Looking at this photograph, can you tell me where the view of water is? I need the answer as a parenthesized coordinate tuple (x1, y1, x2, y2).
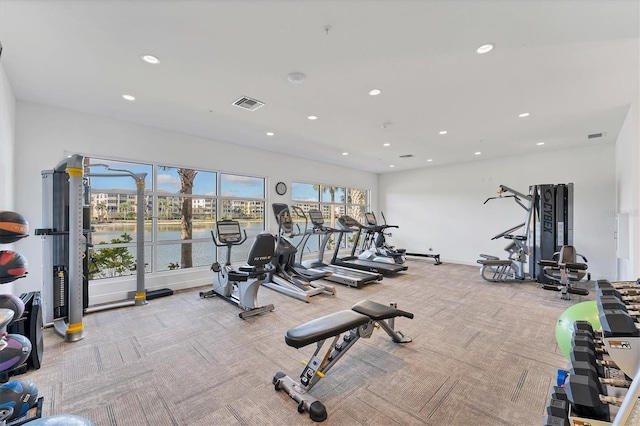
(90, 221, 326, 277)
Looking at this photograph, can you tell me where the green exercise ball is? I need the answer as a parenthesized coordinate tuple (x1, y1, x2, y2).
(555, 300, 601, 359)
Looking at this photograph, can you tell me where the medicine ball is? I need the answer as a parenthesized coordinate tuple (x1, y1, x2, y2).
(0, 294, 25, 323)
(0, 251, 28, 284)
(0, 334, 32, 372)
(0, 211, 29, 244)
(0, 379, 38, 421)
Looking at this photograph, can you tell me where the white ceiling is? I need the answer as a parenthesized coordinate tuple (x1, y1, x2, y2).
(0, 0, 638, 174)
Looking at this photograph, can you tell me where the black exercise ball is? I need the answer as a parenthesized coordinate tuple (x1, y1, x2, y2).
(0, 211, 29, 244)
(0, 334, 32, 372)
(0, 251, 28, 284)
(0, 379, 38, 421)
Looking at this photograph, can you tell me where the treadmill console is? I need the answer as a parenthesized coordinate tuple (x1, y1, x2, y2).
(217, 221, 242, 243)
(337, 215, 363, 230)
(308, 209, 325, 226)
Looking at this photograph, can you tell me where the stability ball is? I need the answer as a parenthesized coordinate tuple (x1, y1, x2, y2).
(555, 300, 601, 360)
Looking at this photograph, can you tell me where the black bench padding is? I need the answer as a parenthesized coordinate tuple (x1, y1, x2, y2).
(285, 310, 370, 349)
(351, 300, 414, 320)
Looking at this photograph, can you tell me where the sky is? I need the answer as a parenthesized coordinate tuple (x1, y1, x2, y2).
(87, 159, 264, 198)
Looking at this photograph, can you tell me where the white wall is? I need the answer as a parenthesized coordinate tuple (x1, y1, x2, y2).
(0, 62, 17, 294)
(13, 101, 378, 302)
(379, 143, 617, 280)
(0, 63, 16, 209)
(615, 103, 640, 279)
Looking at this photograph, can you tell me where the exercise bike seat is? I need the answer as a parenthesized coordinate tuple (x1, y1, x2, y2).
(285, 310, 370, 349)
(352, 300, 414, 320)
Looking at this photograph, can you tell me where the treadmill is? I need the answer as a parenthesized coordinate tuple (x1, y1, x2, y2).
(297, 208, 382, 288)
(331, 215, 408, 275)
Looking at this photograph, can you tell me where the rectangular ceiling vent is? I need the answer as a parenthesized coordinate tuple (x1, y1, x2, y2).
(232, 96, 265, 111)
(399, 154, 414, 158)
(588, 132, 604, 139)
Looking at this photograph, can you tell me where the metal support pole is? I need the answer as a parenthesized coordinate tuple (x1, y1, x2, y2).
(65, 154, 85, 342)
(134, 176, 147, 306)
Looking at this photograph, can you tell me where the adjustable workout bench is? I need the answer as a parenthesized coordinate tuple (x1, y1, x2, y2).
(272, 300, 414, 422)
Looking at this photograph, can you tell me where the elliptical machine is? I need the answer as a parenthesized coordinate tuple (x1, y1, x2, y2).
(199, 220, 275, 319)
(357, 212, 406, 265)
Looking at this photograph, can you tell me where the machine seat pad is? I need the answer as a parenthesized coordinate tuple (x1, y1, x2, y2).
(285, 310, 370, 349)
(479, 254, 500, 260)
(563, 262, 588, 271)
(352, 300, 414, 321)
(477, 259, 512, 266)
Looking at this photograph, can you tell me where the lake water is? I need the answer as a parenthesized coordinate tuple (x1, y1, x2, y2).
(91, 221, 324, 276)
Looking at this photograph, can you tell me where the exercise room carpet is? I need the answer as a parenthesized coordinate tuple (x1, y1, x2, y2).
(19, 260, 590, 425)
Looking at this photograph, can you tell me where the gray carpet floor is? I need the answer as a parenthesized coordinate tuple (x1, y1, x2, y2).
(19, 260, 589, 425)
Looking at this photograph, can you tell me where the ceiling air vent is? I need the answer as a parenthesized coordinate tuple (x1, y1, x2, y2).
(232, 96, 265, 111)
(588, 132, 604, 139)
(399, 154, 414, 158)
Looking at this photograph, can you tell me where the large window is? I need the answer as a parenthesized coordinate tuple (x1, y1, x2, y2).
(87, 157, 266, 279)
(290, 182, 370, 255)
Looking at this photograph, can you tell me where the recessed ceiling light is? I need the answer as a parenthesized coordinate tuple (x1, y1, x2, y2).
(266, 132, 274, 136)
(342, 152, 349, 156)
(427, 159, 433, 162)
(383, 143, 391, 147)
(389, 165, 395, 168)
(141, 54, 160, 64)
(439, 130, 447, 135)
(369, 89, 381, 96)
(518, 112, 530, 118)
(122, 94, 136, 101)
(476, 44, 494, 54)
(307, 115, 318, 120)
(474, 152, 482, 155)
(536, 141, 545, 146)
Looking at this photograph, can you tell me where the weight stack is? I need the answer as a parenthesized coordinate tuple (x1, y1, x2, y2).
(7, 291, 44, 370)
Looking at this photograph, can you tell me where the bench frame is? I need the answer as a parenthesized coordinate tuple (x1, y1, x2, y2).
(273, 301, 412, 422)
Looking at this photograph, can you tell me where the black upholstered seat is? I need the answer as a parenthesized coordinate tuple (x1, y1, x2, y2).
(351, 300, 414, 320)
(285, 310, 369, 349)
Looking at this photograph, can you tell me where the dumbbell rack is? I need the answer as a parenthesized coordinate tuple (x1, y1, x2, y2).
(543, 279, 640, 425)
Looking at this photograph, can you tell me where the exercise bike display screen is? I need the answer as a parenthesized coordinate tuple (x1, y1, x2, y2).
(217, 223, 241, 242)
(365, 212, 376, 226)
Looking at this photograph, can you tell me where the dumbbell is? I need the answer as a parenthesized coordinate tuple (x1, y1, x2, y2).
(598, 309, 640, 338)
(597, 279, 640, 289)
(542, 386, 570, 425)
(573, 321, 602, 339)
(545, 398, 569, 425)
(596, 281, 640, 300)
(570, 345, 618, 370)
(597, 295, 637, 313)
(542, 414, 568, 426)
(572, 334, 607, 354)
(568, 361, 631, 388)
(564, 373, 623, 422)
(573, 329, 604, 348)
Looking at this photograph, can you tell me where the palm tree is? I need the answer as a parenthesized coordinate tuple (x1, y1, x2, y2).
(178, 169, 197, 268)
(95, 202, 106, 222)
(119, 200, 133, 220)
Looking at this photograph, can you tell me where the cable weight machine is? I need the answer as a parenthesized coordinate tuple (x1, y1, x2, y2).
(36, 155, 148, 342)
